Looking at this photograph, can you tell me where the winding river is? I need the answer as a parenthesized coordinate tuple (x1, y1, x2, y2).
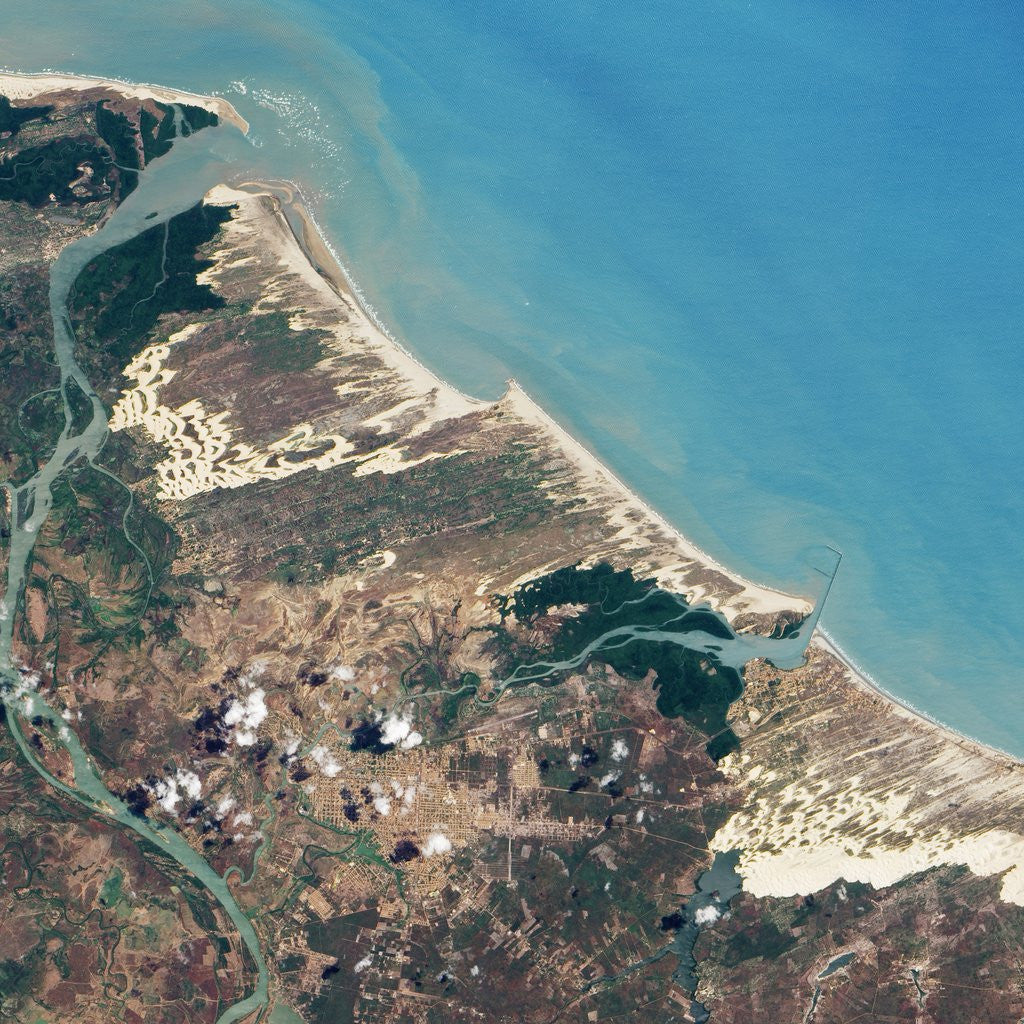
(0, 117, 270, 1024)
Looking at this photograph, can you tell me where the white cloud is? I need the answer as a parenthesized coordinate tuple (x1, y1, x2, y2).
(241, 660, 267, 686)
(695, 905, 721, 926)
(175, 770, 202, 800)
(611, 738, 629, 762)
(378, 711, 423, 750)
(421, 832, 452, 857)
(224, 688, 267, 745)
(216, 795, 236, 817)
(373, 796, 392, 816)
(636, 809, 645, 824)
(310, 744, 341, 777)
(153, 778, 181, 813)
(599, 771, 620, 788)
(11, 667, 40, 699)
(568, 752, 580, 769)
(470, 965, 480, 977)
(330, 664, 355, 682)
(151, 768, 203, 814)
(354, 955, 372, 974)
(379, 715, 406, 746)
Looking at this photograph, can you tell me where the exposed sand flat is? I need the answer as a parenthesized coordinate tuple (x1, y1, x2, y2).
(711, 643, 1024, 905)
(0, 71, 248, 134)
(108, 323, 465, 500)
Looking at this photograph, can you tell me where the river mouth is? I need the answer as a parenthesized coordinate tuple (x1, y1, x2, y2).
(0, 113, 270, 1024)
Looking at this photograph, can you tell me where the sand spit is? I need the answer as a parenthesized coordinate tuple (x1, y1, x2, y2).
(204, 183, 484, 441)
(108, 186, 472, 499)
(0, 71, 248, 134)
(235, 178, 489, 425)
(712, 644, 1024, 906)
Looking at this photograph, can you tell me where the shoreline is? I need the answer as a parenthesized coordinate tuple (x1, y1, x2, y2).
(811, 627, 1020, 766)
(0, 69, 249, 134)
(240, 177, 812, 621)
(267, 180, 1024, 769)
(10, 69, 1013, 772)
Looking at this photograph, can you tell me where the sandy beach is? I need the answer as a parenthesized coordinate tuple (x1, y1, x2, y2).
(0, 70, 248, 134)
(232, 177, 812, 624)
(811, 627, 1020, 766)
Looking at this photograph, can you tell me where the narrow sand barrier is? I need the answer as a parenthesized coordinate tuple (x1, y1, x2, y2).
(0, 70, 248, 134)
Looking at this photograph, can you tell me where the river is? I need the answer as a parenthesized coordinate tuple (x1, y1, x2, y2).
(0, 115, 270, 1024)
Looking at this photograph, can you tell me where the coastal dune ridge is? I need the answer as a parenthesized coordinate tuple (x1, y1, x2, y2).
(0, 69, 249, 134)
(248, 175, 814, 622)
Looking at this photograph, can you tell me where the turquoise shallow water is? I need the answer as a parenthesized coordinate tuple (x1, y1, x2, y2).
(2, 1, 1022, 753)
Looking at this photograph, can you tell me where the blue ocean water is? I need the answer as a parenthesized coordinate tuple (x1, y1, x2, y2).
(2, 1, 1022, 752)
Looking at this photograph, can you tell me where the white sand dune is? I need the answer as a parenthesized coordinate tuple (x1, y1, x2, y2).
(713, 643, 1024, 906)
